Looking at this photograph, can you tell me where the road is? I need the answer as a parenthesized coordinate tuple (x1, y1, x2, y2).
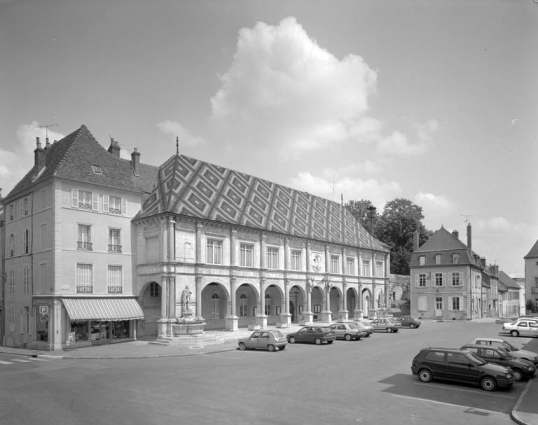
(0, 320, 531, 425)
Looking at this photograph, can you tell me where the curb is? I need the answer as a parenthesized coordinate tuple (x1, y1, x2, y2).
(510, 379, 533, 425)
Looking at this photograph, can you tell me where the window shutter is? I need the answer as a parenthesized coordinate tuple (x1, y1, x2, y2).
(121, 197, 127, 215)
(442, 272, 446, 286)
(103, 195, 109, 213)
(448, 297, 453, 311)
(71, 189, 78, 208)
(92, 193, 99, 211)
(20, 199, 23, 217)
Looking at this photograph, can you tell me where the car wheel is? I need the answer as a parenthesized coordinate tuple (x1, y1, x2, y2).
(480, 377, 497, 391)
(268, 344, 275, 352)
(288, 336, 296, 344)
(409, 324, 416, 329)
(327, 340, 333, 344)
(510, 330, 519, 337)
(512, 369, 523, 381)
(387, 328, 391, 333)
(393, 329, 398, 333)
(315, 338, 322, 345)
(238, 343, 247, 351)
(418, 369, 433, 382)
(345, 334, 352, 341)
(280, 345, 285, 351)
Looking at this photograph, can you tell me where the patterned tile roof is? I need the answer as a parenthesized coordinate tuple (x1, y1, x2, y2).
(3, 125, 158, 203)
(136, 154, 388, 252)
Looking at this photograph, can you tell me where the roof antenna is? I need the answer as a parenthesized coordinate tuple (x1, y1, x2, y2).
(460, 214, 474, 223)
(176, 136, 179, 155)
(32, 123, 59, 139)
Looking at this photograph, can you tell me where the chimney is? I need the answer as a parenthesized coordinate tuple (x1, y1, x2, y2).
(466, 223, 472, 250)
(452, 230, 459, 239)
(45, 138, 50, 150)
(131, 148, 140, 176)
(34, 137, 46, 171)
(413, 230, 420, 251)
(108, 138, 121, 158)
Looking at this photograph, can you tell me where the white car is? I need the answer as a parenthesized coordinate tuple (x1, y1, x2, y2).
(502, 319, 538, 338)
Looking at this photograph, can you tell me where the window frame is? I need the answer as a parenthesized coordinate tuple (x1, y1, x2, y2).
(330, 255, 339, 274)
(239, 243, 254, 267)
(291, 250, 302, 271)
(266, 246, 279, 270)
(76, 263, 93, 294)
(206, 239, 223, 265)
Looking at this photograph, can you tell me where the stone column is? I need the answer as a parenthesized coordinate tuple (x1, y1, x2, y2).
(301, 277, 314, 325)
(195, 275, 203, 319)
(157, 276, 169, 339)
(168, 275, 176, 320)
(230, 229, 237, 267)
(354, 283, 363, 319)
(339, 281, 348, 321)
(226, 277, 239, 331)
(257, 278, 268, 328)
(321, 279, 332, 322)
(195, 223, 203, 263)
(280, 279, 292, 327)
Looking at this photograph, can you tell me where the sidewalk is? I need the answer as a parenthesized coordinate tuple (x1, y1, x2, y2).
(1, 323, 537, 425)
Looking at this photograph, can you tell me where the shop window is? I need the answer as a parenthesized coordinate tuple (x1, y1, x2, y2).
(36, 311, 48, 341)
(71, 321, 90, 342)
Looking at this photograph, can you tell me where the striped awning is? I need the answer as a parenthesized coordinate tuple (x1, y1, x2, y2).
(62, 298, 144, 321)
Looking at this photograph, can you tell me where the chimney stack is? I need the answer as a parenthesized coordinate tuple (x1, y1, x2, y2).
(452, 230, 459, 239)
(466, 223, 472, 250)
(131, 148, 140, 176)
(413, 230, 420, 251)
(108, 138, 121, 158)
(45, 138, 50, 150)
(34, 137, 46, 171)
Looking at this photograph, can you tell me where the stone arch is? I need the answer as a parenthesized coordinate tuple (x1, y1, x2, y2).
(362, 287, 372, 319)
(236, 282, 259, 328)
(329, 286, 343, 316)
(201, 281, 229, 330)
(289, 285, 305, 323)
(346, 286, 358, 318)
(311, 285, 324, 320)
(138, 281, 161, 339)
(264, 284, 284, 325)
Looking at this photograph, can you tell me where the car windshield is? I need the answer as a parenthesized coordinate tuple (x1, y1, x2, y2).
(501, 341, 518, 351)
(320, 327, 332, 333)
(271, 331, 284, 338)
(467, 352, 487, 365)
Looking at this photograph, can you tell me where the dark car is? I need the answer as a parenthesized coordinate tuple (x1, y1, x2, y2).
(238, 330, 287, 352)
(396, 316, 422, 329)
(411, 347, 515, 391)
(460, 344, 536, 381)
(329, 322, 368, 341)
(287, 326, 336, 345)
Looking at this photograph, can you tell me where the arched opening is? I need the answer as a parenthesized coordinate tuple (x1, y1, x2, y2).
(236, 283, 258, 328)
(138, 281, 161, 339)
(362, 288, 371, 319)
(311, 286, 323, 321)
(201, 282, 229, 330)
(346, 287, 356, 318)
(264, 284, 284, 326)
(289, 285, 304, 323)
(329, 287, 341, 316)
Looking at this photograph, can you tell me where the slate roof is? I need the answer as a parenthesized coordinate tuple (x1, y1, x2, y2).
(524, 240, 538, 259)
(498, 270, 521, 290)
(410, 226, 483, 268)
(3, 125, 158, 203)
(135, 154, 388, 252)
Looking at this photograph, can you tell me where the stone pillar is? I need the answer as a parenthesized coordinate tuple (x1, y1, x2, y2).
(230, 229, 237, 267)
(195, 223, 203, 263)
(321, 279, 332, 322)
(339, 281, 348, 321)
(52, 299, 63, 351)
(301, 278, 314, 325)
(157, 276, 169, 338)
(280, 279, 292, 327)
(226, 277, 239, 331)
(168, 275, 176, 319)
(260, 234, 267, 269)
(257, 278, 268, 328)
(195, 275, 203, 319)
(354, 283, 363, 319)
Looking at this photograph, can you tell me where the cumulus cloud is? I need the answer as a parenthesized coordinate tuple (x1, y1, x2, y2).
(157, 120, 205, 147)
(209, 17, 378, 158)
(290, 171, 401, 208)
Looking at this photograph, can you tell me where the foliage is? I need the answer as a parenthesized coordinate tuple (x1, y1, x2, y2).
(345, 199, 378, 230)
(525, 299, 536, 313)
(345, 197, 433, 275)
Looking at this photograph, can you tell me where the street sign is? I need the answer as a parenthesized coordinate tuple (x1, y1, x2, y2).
(39, 306, 49, 315)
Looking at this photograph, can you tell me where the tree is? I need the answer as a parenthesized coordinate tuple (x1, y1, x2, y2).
(345, 199, 378, 230)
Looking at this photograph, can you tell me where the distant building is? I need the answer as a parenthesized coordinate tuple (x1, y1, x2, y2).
(498, 271, 522, 317)
(524, 240, 538, 313)
(511, 276, 526, 316)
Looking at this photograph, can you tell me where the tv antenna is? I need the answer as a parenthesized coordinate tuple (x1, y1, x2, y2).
(32, 123, 59, 139)
(460, 214, 474, 223)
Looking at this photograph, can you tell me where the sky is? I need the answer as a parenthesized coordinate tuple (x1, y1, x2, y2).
(1, 0, 537, 277)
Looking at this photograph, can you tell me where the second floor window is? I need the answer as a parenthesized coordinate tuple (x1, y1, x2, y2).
(435, 273, 443, 286)
(291, 250, 302, 271)
(330, 256, 339, 274)
(78, 225, 92, 250)
(109, 229, 122, 252)
(105, 195, 126, 215)
(77, 190, 94, 210)
(76, 264, 93, 293)
(267, 247, 279, 269)
(240, 244, 253, 267)
(23, 229, 30, 254)
(346, 258, 355, 275)
(451, 272, 461, 286)
(207, 240, 223, 264)
(362, 259, 371, 277)
(8, 233, 15, 257)
(419, 274, 427, 287)
(376, 261, 384, 277)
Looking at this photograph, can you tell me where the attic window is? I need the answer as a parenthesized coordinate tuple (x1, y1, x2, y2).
(92, 165, 102, 175)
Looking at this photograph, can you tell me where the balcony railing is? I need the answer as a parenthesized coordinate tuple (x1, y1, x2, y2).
(108, 244, 122, 253)
(76, 285, 93, 294)
(78, 202, 92, 210)
(108, 207, 122, 215)
(77, 241, 93, 250)
(107, 285, 123, 294)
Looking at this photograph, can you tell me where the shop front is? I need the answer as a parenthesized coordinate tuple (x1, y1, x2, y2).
(62, 298, 144, 347)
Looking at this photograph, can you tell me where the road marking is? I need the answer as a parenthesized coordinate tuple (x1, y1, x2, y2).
(0, 361, 14, 365)
(203, 354, 243, 360)
(390, 393, 509, 413)
(28, 357, 48, 362)
(413, 382, 516, 399)
(10, 359, 32, 363)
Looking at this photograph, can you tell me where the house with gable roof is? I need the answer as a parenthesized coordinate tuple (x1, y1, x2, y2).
(1, 125, 391, 349)
(410, 224, 487, 320)
(1, 126, 158, 350)
(498, 270, 522, 318)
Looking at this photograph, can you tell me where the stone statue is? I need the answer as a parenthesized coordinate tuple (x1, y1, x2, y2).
(378, 290, 386, 309)
(182, 286, 192, 312)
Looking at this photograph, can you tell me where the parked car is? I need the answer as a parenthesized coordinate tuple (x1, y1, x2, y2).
(502, 319, 538, 338)
(238, 330, 287, 352)
(356, 319, 374, 335)
(470, 337, 538, 365)
(411, 347, 516, 391)
(355, 321, 374, 336)
(371, 318, 401, 333)
(460, 344, 536, 381)
(329, 322, 368, 341)
(396, 316, 422, 329)
(287, 326, 336, 345)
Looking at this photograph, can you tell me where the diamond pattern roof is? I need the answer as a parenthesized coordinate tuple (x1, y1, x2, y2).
(136, 154, 388, 252)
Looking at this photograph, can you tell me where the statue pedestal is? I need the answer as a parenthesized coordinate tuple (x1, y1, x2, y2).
(300, 311, 314, 325)
(321, 311, 332, 323)
(337, 309, 348, 321)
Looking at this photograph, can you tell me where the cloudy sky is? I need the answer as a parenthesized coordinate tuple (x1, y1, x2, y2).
(1, 0, 537, 276)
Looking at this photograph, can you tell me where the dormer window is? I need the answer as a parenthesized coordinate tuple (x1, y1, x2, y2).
(452, 253, 460, 264)
(419, 256, 426, 266)
(92, 165, 102, 175)
(435, 254, 442, 265)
